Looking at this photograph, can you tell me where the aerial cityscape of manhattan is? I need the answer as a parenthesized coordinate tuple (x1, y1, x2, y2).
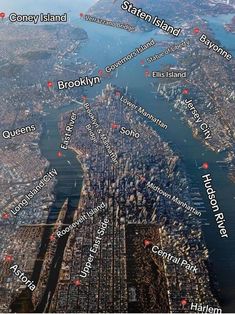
(0, 0, 235, 313)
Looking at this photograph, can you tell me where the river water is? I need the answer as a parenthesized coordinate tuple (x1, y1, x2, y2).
(11, 10, 235, 313)
(74, 15, 235, 312)
(11, 104, 84, 313)
(34, 104, 84, 311)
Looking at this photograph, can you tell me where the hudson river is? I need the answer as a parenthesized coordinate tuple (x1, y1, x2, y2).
(76, 14, 235, 312)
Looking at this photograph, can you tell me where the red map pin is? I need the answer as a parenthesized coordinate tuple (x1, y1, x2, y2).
(111, 123, 120, 129)
(5, 255, 13, 262)
(181, 298, 187, 306)
(202, 162, 209, 170)
(2, 213, 9, 219)
(144, 239, 152, 247)
(193, 27, 200, 34)
(98, 69, 103, 76)
(80, 13, 84, 18)
(74, 279, 81, 286)
(50, 234, 55, 241)
(145, 70, 150, 77)
(57, 151, 62, 158)
(182, 88, 189, 95)
(140, 59, 145, 65)
(115, 91, 121, 97)
(47, 81, 53, 88)
(0, 12, 5, 19)
(82, 95, 87, 101)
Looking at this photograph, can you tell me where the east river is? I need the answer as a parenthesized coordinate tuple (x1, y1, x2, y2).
(11, 104, 84, 313)
(11, 11, 235, 313)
